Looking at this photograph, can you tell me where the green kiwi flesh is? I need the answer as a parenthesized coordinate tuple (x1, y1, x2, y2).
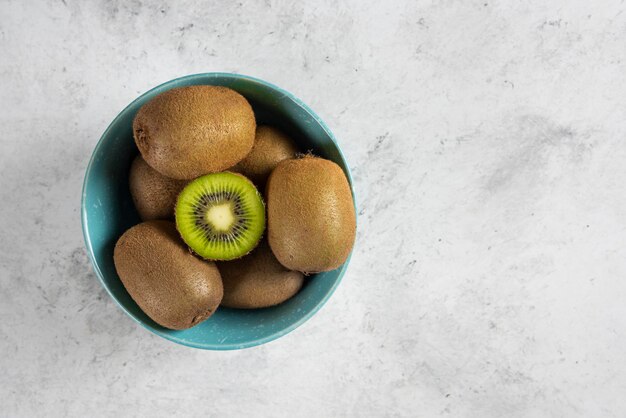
(176, 172, 265, 261)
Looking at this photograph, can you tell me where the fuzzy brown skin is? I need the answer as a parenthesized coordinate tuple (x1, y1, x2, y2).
(129, 156, 188, 221)
(266, 156, 356, 273)
(231, 125, 299, 187)
(133, 85, 256, 180)
(217, 240, 304, 309)
(113, 221, 223, 330)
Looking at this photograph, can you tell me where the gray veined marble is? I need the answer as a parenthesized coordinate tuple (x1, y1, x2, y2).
(1, 0, 626, 416)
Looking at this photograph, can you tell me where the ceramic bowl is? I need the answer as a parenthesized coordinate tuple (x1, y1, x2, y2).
(81, 73, 355, 350)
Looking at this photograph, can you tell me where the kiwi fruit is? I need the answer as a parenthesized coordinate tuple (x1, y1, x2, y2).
(231, 125, 299, 186)
(266, 156, 356, 273)
(113, 220, 223, 330)
(129, 155, 188, 220)
(217, 240, 304, 309)
(175, 172, 265, 261)
(133, 85, 256, 180)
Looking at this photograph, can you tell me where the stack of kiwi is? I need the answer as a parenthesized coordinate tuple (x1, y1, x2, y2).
(113, 85, 356, 330)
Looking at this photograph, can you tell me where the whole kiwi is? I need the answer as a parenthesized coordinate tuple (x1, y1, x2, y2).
(113, 220, 223, 330)
(129, 155, 187, 221)
(133, 85, 256, 180)
(266, 156, 356, 273)
(217, 240, 304, 309)
(231, 125, 299, 186)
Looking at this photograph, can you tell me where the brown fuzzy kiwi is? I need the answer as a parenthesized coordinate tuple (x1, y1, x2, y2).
(133, 85, 256, 180)
(266, 156, 356, 273)
(113, 220, 223, 330)
(217, 240, 304, 309)
(230, 125, 299, 186)
(129, 155, 188, 221)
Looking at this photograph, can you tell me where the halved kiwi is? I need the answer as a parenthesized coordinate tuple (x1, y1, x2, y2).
(175, 172, 265, 260)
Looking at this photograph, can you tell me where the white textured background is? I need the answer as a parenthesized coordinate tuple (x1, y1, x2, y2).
(1, 1, 626, 417)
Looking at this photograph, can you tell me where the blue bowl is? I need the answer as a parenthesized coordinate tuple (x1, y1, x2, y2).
(81, 73, 355, 350)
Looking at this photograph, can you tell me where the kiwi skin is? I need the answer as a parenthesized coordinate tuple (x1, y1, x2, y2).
(266, 156, 356, 273)
(133, 85, 256, 180)
(217, 240, 304, 309)
(231, 125, 299, 187)
(129, 155, 187, 221)
(113, 220, 223, 330)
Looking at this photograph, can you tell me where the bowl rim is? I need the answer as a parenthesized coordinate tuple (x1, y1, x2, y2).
(81, 72, 355, 350)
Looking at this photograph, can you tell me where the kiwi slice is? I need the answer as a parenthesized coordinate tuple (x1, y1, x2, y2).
(175, 172, 265, 260)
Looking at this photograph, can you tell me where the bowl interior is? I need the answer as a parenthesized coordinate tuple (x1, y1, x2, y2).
(82, 73, 354, 350)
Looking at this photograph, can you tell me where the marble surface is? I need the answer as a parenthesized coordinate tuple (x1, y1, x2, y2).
(1, 0, 626, 416)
